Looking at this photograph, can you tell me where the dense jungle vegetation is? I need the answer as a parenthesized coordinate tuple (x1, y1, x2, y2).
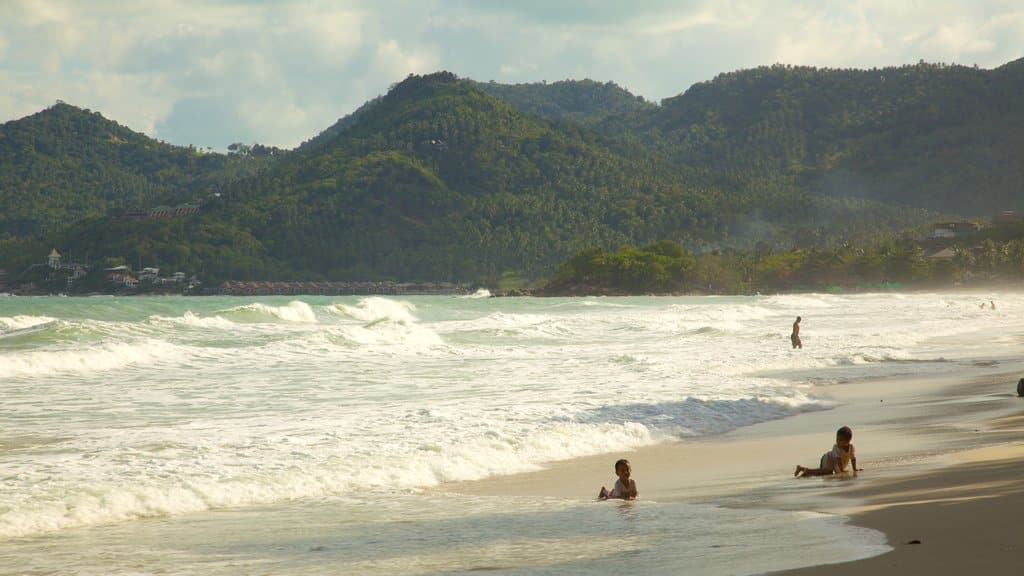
(545, 225, 1024, 295)
(2, 60, 1024, 291)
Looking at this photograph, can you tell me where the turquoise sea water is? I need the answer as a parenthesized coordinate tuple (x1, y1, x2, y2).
(1, 292, 1018, 574)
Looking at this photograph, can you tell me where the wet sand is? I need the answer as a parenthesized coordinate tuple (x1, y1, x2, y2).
(450, 366, 1024, 574)
(774, 416, 1024, 575)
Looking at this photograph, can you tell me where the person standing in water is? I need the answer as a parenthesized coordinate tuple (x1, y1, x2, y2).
(791, 316, 802, 349)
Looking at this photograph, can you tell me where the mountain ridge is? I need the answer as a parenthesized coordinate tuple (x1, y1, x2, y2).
(3, 60, 1023, 284)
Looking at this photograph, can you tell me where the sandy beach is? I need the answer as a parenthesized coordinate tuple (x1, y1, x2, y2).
(450, 365, 1024, 574)
(775, 409, 1024, 575)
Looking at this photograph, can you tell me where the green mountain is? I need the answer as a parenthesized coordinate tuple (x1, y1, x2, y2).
(473, 78, 657, 124)
(0, 103, 277, 238)
(7, 60, 1024, 286)
(634, 60, 1024, 215)
(209, 72, 692, 281)
(299, 78, 654, 154)
(190, 71, 934, 283)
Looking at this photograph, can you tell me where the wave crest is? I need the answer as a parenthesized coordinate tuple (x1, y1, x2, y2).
(217, 301, 318, 323)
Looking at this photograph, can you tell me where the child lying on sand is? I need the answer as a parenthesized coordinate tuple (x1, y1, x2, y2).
(598, 458, 638, 500)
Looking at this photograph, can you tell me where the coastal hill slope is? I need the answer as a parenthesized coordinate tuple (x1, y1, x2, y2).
(473, 78, 657, 124)
(210, 72, 713, 281)
(632, 60, 1024, 214)
(200, 71, 934, 282)
(0, 103, 277, 238)
(299, 77, 656, 153)
(4, 60, 1024, 284)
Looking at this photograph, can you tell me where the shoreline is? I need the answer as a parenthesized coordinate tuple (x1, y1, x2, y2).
(773, 389, 1024, 574)
(446, 364, 1024, 574)
(775, 438, 1024, 574)
(1, 280, 477, 297)
(2, 282, 1016, 298)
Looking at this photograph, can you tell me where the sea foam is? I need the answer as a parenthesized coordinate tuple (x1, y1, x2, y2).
(3, 292, 1023, 540)
(0, 338, 185, 379)
(0, 315, 57, 332)
(218, 301, 318, 323)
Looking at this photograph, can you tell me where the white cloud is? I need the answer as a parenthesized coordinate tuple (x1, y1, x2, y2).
(642, 9, 724, 36)
(0, 70, 43, 124)
(236, 94, 309, 146)
(372, 39, 440, 82)
(289, 5, 365, 65)
(2, 1, 1024, 148)
(923, 23, 996, 55)
(772, 5, 885, 67)
(83, 69, 175, 136)
(10, 0, 72, 27)
(197, 51, 228, 76)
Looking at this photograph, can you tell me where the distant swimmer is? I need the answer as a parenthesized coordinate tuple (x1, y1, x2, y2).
(991, 300, 996, 310)
(791, 316, 802, 349)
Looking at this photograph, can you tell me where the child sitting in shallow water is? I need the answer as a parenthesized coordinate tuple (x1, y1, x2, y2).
(795, 426, 862, 477)
(598, 458, 638, 500)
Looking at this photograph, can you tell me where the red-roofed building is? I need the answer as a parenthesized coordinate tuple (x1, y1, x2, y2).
(929, 221, 980, 239)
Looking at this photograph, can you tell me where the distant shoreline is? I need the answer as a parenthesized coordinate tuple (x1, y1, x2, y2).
(2, 280, 1016, 298)
(1, 280, 478, 297)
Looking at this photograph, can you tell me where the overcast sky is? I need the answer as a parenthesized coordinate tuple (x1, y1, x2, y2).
(2, 0, 1022, 149)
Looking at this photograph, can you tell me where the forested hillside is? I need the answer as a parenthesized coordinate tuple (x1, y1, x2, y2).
(0, 103, 278, 237)
(3, 60, 1024, 287)
(626, 60, 1024, 215)
(474, 78, 657, 124)
(193, 72, 931, 283)
(209, 72, 703, 281)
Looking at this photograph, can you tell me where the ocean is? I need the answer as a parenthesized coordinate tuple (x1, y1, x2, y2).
(0, 292, 1017, 574)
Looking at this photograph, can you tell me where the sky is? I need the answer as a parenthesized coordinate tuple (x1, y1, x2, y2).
(2, 0, 1023, 150)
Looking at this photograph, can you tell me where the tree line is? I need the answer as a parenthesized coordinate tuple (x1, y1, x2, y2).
(544, 223, 1024, 295)
(4, 62, 1024, 289)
